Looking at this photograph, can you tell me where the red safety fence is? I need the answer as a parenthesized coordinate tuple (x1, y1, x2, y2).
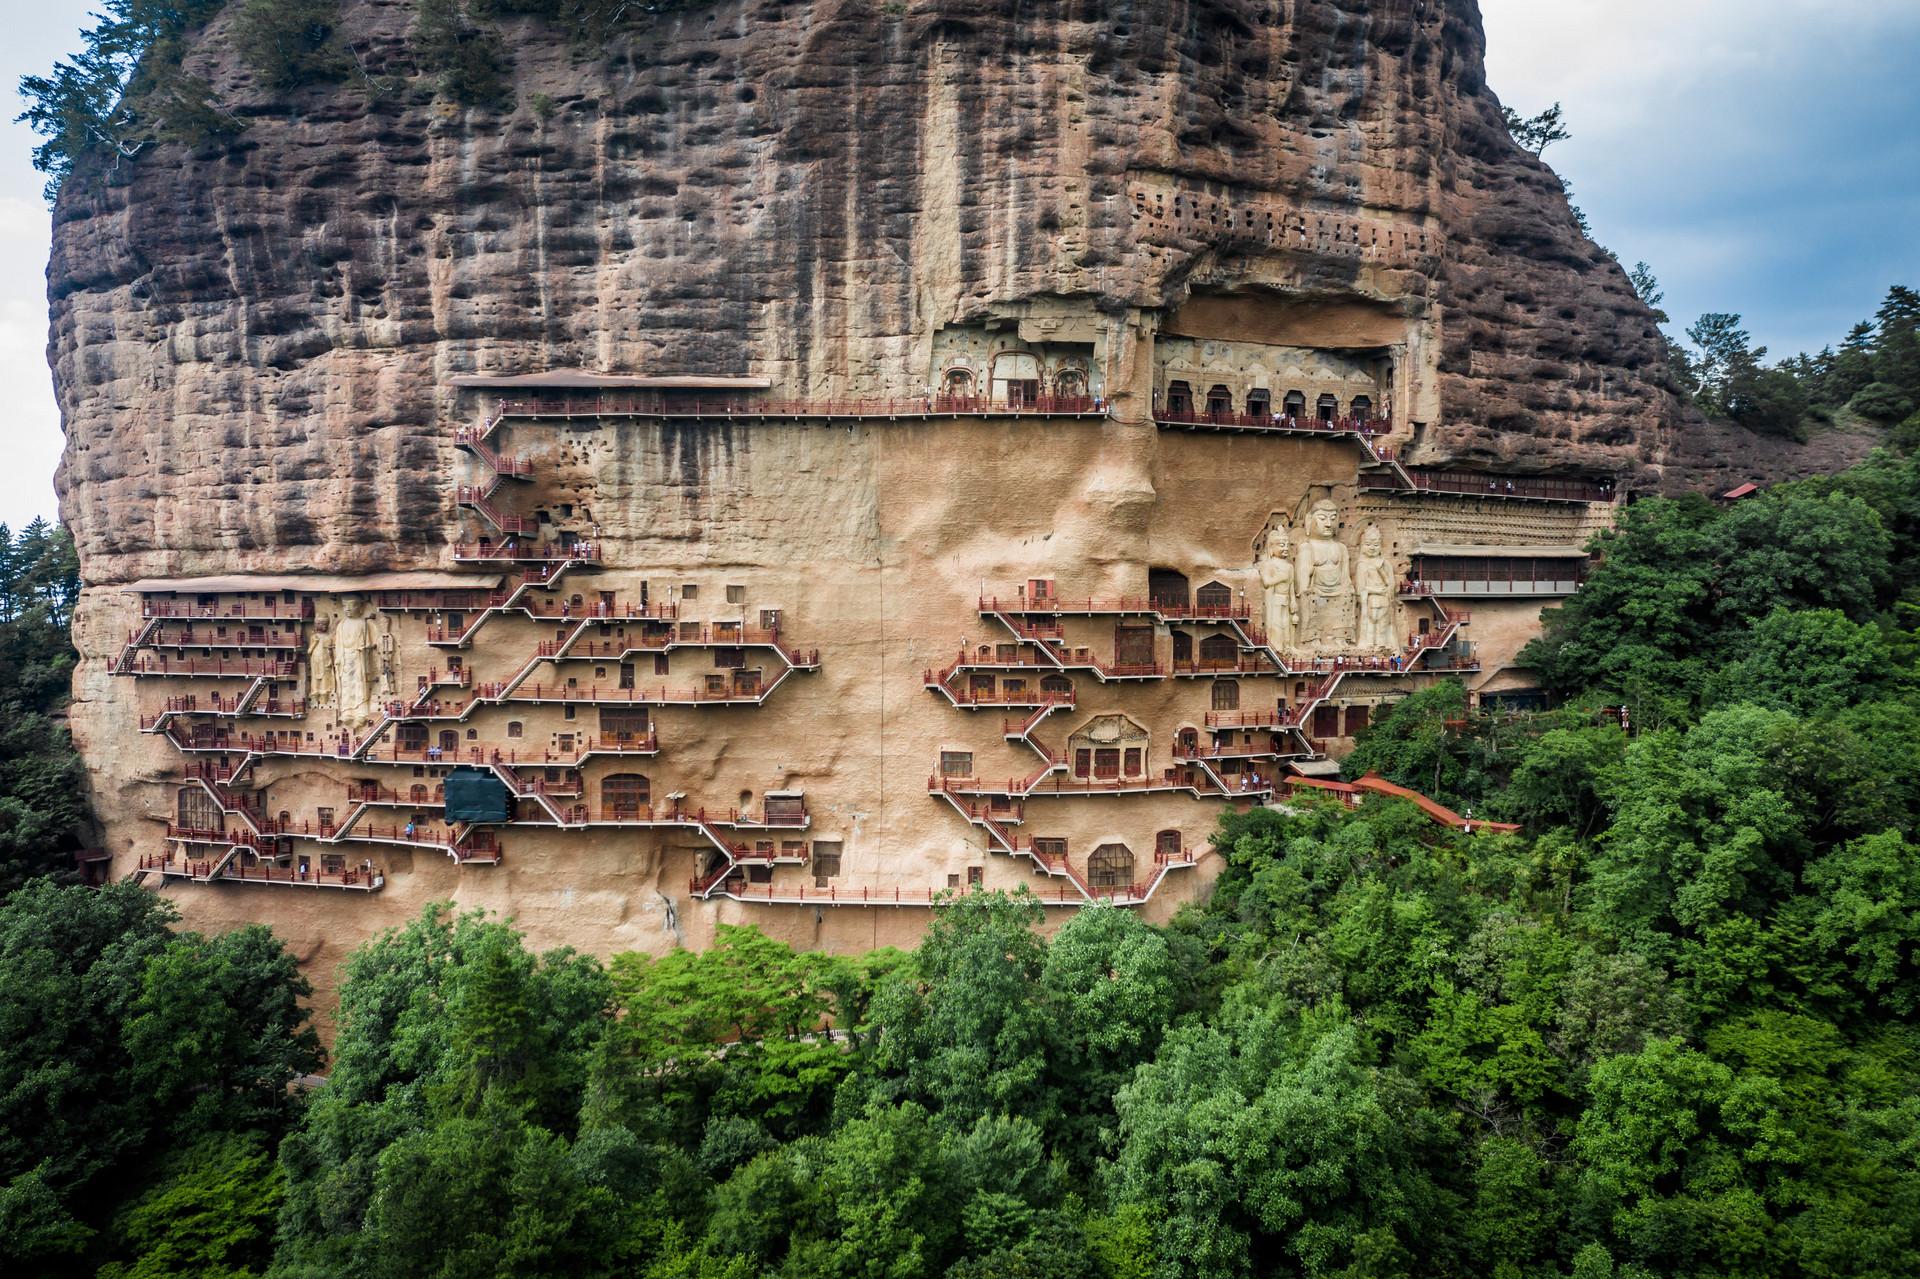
(493, 394, 1104, 420)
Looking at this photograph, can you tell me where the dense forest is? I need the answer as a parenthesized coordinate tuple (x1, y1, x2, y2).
(1650, 282, 1920, 441)
(3, 433, 1917, 1277)
(0, 520, 87, 895)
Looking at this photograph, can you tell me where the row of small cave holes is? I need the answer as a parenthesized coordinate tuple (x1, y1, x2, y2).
(1129, 194, 1433, 251)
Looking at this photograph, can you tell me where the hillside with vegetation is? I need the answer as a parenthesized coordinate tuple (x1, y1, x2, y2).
(2, 436, 1917, 1277)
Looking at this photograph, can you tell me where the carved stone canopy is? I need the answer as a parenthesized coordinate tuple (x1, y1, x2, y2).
(1070, 714, 1150, 746)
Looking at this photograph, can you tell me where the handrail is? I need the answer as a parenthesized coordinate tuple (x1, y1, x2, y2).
(1154, 410, 1388, 434)
(493, 394, 1104, 420)
(1375, 468, 1619, 504)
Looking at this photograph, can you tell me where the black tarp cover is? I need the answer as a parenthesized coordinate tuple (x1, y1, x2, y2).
(444, 767, 512, 824)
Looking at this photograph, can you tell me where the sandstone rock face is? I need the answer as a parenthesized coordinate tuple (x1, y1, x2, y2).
(52, 0, 1681, 584)
(52, 0, 1689, 1010)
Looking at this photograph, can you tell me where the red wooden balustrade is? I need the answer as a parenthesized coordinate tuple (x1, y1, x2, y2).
(494, 394, 1102, 420)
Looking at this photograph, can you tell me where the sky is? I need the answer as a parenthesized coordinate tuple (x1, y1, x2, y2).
(1, 1, 1918, 528)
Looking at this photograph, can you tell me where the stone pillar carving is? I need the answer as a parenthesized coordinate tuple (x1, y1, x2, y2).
(1295, 499, 1356, 649)
(1353, 523, 1397, 651)
(1255, 522, 1299, 654)
(332, 595, 381, 728)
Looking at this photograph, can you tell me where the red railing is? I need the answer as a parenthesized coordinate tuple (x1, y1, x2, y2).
(373, 589, 499, 611)
(185, 759, 247, 784)
(1383, 469, 1618, 504)
(346, 781, 445, 805)
(1170, 656, 1280, 676)
(979, 593, 1251, 622)
(142, 851, 382, 888)
(122, 657, 300, 678)
(453, 427, 534, 476)
(1154, 409, 1388, 435)
(455, 485, 534, 534)
(1001, 697, 1075, 735)
(165, 822, 230, 842)
(133, 627, 303, 650)
(452, 541, 603, 563)
(140, 598, 315, 621)
(222, 860, 381, 887)
(503, 681, 767, 704)
(1205, 708, 1289, 729)
(494, 394, 1103, 420)
(567, 625, 784, 655)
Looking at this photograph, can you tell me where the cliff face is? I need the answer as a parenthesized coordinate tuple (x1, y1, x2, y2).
(51, 0, 1676, 584)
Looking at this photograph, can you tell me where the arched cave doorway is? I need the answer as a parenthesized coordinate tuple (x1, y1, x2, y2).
(1148, 568, 1189, 610)
(603, 773, 651, 820)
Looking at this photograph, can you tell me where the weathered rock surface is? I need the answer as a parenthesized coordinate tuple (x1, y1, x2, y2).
(52, 0, 1819, 1010)
(52, 0, 1688, 584)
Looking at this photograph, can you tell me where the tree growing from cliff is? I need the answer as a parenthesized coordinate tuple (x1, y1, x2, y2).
(1501, 101, 1571, 155)
(412, 0, 512, 105)
(15, 0, 234, 199)
(230, 0, 349, 89)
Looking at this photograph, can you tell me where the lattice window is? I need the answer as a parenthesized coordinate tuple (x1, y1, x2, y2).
(177, 787, 221, 834)
(602, 774, 650, 819)
(600, 707, 649, 741)
(940, 751, 974, 778)
(1088, 843, 1134, 889)
(1212, 679, 1240, 711)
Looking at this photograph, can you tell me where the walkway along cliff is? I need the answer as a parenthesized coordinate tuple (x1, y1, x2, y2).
(50, 0, 1671, 990)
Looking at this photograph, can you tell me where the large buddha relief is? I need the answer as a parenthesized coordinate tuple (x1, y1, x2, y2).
(1254, 517, 1299, 652)
(1295, 499, 1357, 649)
(332, 595, 383, 729)
(1252, 501, 1406, 656)
(1353, 523, 1399, 652)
